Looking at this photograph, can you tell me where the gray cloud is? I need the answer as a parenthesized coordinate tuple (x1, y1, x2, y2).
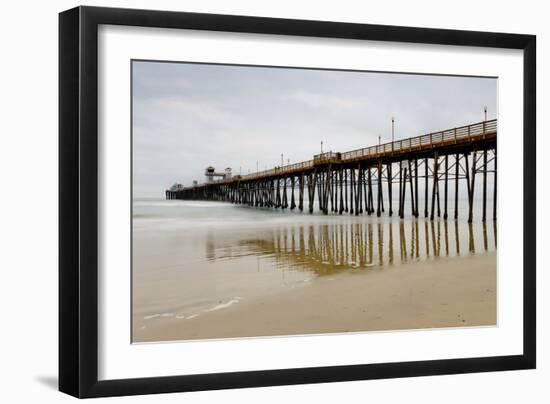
(132, 61, 496, 198)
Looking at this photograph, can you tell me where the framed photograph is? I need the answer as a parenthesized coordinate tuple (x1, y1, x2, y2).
(59, 6, 536, 398)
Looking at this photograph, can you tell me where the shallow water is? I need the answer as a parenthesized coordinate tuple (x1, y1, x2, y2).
(132, 199, 496, 333)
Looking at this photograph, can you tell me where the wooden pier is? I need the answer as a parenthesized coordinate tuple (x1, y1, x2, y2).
(167, 119, 497, 222)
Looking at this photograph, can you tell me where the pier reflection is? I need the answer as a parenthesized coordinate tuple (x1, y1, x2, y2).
(206, 219, 496, 276)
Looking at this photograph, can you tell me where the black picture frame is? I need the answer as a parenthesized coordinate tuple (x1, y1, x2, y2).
(59, 5, 536, 398)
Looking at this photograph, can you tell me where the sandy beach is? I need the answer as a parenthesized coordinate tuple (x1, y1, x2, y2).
(134, 251, 496, 342)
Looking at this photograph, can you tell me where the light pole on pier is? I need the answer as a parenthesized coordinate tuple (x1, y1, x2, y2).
(484, 106, 488, 121)
(321, 140, 323, 154)
(391, 116, 395, 152)
(281, 153, 284, 167)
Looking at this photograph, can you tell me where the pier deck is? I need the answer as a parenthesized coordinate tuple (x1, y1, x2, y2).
(167, 119, 497, 222)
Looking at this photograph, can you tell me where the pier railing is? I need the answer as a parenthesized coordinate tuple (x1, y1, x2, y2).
(192, 119, 496, 186)
(341, 119, 496, 161)
(238, 159, 315, 182)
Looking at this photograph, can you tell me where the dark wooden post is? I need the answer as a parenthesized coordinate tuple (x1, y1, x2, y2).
(380, 168, 385, 213)
(388, 163, 393, 216)
(290, 176, 296, 209)
(370, 167, 375, 214)
(408, 160, 415, 217)
(298, 173, 304, 212)
(364, 167, 372, 215)
(350, 168, 355, 215)
(400, 167, 407, 219)
(357, 164, 363, 215)
(464, 153, 471, 207)
(430, 153, 439, 221)
(397, 161, 403, 217)
(482, 149, 488, 222)
(370, 168, 374, 213)
(436, 168, 441, 218)
(327, 169, 332, 214)
(317, 171, 324, 213)
(332, 169, 337, 213)
(443, 154, 449, 220)
(282, 177, 288, 209)
(275, 178, 281, 208)
(339, 168, 344, 214)
(332, 170, 337, 213)
(330, 170, 338, 212)
(272, 179, 276, 207)
(363, 167, 369, 214)
(468, 151, 477, 223)
(377, 160, 382, 217)
(424, 158, 429, 217)
(454, 154, 459, 219)
(323, 171, 328, 213)
(344, 168, 348, 212)
(325, 167, 332, 214)
(311, 172, 318, 213)
(414, 158, 419, 217)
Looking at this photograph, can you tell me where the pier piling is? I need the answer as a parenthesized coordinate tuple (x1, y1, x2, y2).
(168, 120, 497, 222)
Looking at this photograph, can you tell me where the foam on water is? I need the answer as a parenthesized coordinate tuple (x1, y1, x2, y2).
(204, 297, 242, 312)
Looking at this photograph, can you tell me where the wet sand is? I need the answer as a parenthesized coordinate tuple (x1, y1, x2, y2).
(134, 252, 496, 342)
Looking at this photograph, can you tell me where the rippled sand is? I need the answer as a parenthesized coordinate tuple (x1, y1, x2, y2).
(133, 252, 496, 342)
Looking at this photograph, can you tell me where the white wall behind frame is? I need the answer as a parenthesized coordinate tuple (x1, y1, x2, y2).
(0, 1, 546, 404)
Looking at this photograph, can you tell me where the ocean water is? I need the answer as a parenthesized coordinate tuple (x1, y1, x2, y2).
(132, 198, 496, 331)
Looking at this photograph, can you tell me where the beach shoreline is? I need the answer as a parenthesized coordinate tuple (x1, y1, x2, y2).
(133, 251, 496, 343)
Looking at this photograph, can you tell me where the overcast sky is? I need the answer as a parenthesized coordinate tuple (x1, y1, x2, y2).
(132, 61, 496, 198)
